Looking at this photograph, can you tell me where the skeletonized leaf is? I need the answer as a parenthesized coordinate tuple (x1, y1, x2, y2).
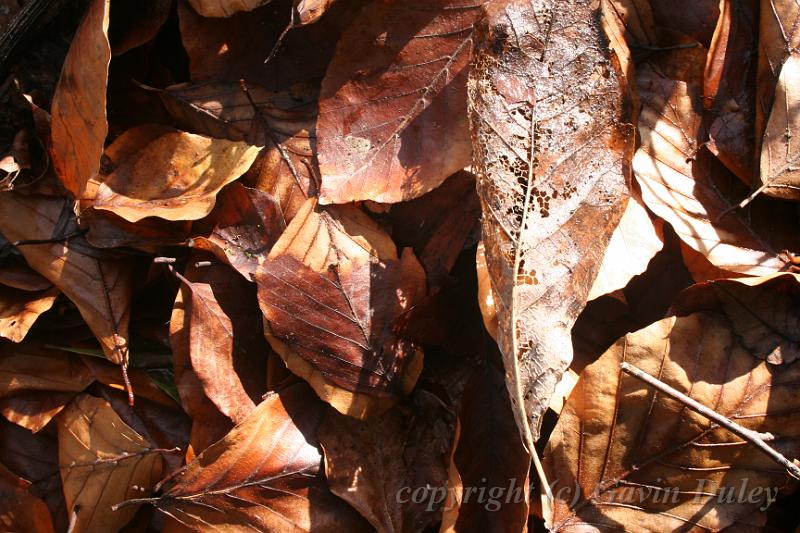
(469, 0, 632, 450)
(58, 394, 164, 533)
(320, 391, 454, 532)
(0, 193, 132, 366)
(634, 67, 800, 276)
(671, 273, 800, 365)
(0, 463, 54, 533)
(187, 0, 271, 17)
(317, 0, 483, 204)
(50, 0, 110, 199)
(143, 383, 372, 532)
(588, 194, 664, 301)
(93, 125, 260, 222)
(544, 309, 800, 531)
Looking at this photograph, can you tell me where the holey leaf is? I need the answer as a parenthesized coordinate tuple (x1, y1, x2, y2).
(543, 302, 800, 531)
(468, 0, 632, 449)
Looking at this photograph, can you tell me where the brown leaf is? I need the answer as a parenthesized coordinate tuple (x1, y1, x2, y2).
(544, 309, 800, 531)
(0, 282, 58, 343)
(0, 193, 132, 367)
(170, 260, 269, 424)
(109, 0, 172, 55)
(469, 0, 632, 450)
(92, 125, 260, 222)
(634, 67, 800, 276)
(50, 0, 110, 199)
(319, 390, 454, 532)
(191, 183, 286, 279)
(256, 251, 425, 418)
(144, 383, 372, 532)
(671, 273, 800, 365)
(441, 358, 530, 532)
(316, 0, 483, 204)
(588, 193, 664, 301)
(704, 0, 758, 183)
(294, 0, 335, 25)
(58, 394, 164, 533)
(0, 462, 54, 533)
(187, 0, 272, 17)
(651, 0, 720, 47)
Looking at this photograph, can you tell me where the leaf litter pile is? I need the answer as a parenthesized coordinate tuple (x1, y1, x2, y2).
(1, 0, 800, 531)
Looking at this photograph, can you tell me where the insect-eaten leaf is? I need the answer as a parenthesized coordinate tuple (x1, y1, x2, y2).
(92, 124, 260, 222)
(544, 305, 800, 531)
(469, 0, 632, 452)
(317, 0, 483, 204)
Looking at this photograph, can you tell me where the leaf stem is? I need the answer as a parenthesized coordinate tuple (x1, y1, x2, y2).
(620, 361, 800, 479)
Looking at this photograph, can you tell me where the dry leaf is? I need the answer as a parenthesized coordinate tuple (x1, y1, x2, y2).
(634, 67, 800, 276)
(142, 383, 372, 532)
(469, 0, 632, 450)
(671, 273, 800, 365)
(50, 0, 110, 200)
(58, 394, 164, 533)
(316, 0, 483, 204)
(294, 0, 335, 25)
(169, 260, 269, 424)
(588, 194, 664, 301)
(0, 463, 54, 533)
(187, 0, 272, 18)
(0, 193, 132, 367)
(0, 282, 58, 343)
(319, 391, 454, 532)
(545, 310, 800, 531)
(93, 125, 260, 222)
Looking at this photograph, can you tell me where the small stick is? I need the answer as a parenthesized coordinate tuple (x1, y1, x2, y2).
(621, 361, 800, 479)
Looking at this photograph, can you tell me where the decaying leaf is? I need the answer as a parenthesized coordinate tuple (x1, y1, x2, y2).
(588, 193, 664, 301)
(0, 463, 54, 533)
(58, 394, 164, 533)
(50, 0, 111, 200)
(0, 277, 58, 343)
(317, 0, 483, 204)
(141, 383, 371, 532)
(671, 273, 800, 365)
(544, 307, 800, 531)
(320, 390, 454, 532)
(0, 193, 132, 367)
(169, 260, 269, 425)
(634, 67, 800, 276)
(295, 0, 335, 25)
(469, 0, 632, 450)
(257, 252, 425, 419)
(187, 0, 272, 18)
(92, 125, 260, 222)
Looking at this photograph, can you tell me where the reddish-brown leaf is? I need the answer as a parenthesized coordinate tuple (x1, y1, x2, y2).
(186, 0, 271, 17)
(0, 463, 54, 533)
(317, 0, 483, 204)
(0, 275, 58, 343)
(50, 0, 110, 199)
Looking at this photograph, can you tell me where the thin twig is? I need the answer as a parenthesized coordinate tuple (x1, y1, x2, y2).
(621, 361, 800, 479)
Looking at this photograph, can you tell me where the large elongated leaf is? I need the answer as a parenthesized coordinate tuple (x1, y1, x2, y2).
(468, 0, 632, 450)
(141, 383, 371, 532)
(317, 0, 483, 204)
(544, 284, 800, 531)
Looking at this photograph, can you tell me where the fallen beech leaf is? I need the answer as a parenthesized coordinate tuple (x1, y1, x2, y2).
(187, 0, 271, 17)
(0, 282, 58, 343)
(469, 0, 632, 450)
(170, 260, 269, 424)
(256, 252, 425, 418)
(319, 390, 454, 532)
(634, 67, 800, 276)
(441, 358, 530, 532)
(0, 193, 132, 367)
(0, 392, 77, 433)
(0, 463, 54, 533)
(671, 273, 800, 365)
(140, 383, 371, 532)
(109, 0, 172, 55)
(191, 183, 286, 279)
(294, 0, 335, 25)
(317, 0, 483, 204)
(544, 310, 800, 531)
(704, 0, 758, 183)
(759, 54, 800, 200)
(50, 0, 110, 199)
(679, 241, 738, 283)
(58, 394, 164, 533)
(588, 194, 664, 301)
(93, 125, 260, 222)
